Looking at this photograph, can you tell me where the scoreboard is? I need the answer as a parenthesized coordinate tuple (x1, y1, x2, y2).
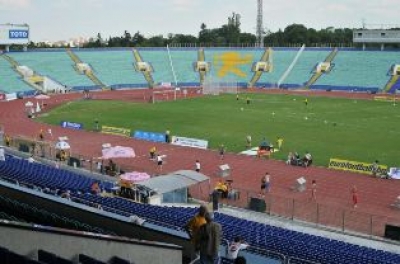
(0, 24, 29, 45)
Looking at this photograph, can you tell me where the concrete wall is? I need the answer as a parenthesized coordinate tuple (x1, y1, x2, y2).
(0, 181, 193, 260)
(0, 222, 182, 264)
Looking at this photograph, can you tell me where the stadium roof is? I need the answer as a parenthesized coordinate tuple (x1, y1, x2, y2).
(138, 170, 209, 194)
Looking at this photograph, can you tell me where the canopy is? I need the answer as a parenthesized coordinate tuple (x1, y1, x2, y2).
(120, 171, 151, 183)
(138, 170, 209, 194)
(102, 146, 135, 159)
(35, 94, 50, 100)
(55, 141, 70, 150)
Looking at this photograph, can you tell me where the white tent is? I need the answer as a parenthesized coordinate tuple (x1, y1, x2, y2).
(55, 141, 70, 150)
(138, 170, 209, 203)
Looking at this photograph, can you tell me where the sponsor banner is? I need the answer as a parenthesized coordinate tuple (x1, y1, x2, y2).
(171, 136, 208, 149)
(133, 130, 165, 143)
(5, 93, 17, 101)
(374, 96, 393, 102)
(0, 24, 29, 45)
(101, 126, 130, 137)
(328, 158, 388, 175)
(9, 29, 29, 39)
(60, 121, 83, 130)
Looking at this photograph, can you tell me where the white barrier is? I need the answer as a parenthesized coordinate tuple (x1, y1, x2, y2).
(171, 136, 208, 149)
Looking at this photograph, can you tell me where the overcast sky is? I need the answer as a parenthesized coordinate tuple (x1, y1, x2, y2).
(1, 0, 399, 42)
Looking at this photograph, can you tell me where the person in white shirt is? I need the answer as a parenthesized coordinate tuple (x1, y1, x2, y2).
(195, 160, 201, 172)
(227, 236, 249, 260)
(28, 155, 35, 163)
(157, 154, 163, 173)
(0, 146, 5, 161)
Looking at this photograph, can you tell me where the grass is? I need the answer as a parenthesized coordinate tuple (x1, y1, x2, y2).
(37, 93, 400, 167)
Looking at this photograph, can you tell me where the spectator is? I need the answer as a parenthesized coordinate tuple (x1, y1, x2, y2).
(276, 136, 284, 150)
(372, 160, 379, 177)
(38, 128, 44, 141)
(28, 155, 35, 163)
(185, 205, 208, 261)
(286, 152, 294, 165)
(294, 152, 301, 165)
(149, 146, 156, 160)
(60, 190, 71, 200)
(4, 134, 10, 147)
(215, 180, 228, 199)
(195, 160, 201, 172)
(96, 160, 103, 173)
(351, 185, 358, 208)
(156, 154, 163, 173)
(165, 129, 170, 143)
(91, 181, 101, 195)
(211, 189, 220, 212)
(311, 180, 317, 201)
(227, 236, 249, 260)
(260, 172, 270, 195)
(303, 151, 312, 167)
(0, 146, 5, 161)
(219, 144, 226, 160)
(245, 135, 252, 149)
(198, 212, 222, 264)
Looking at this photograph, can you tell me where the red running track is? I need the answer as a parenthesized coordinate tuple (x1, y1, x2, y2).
(1, 89, 399, 237)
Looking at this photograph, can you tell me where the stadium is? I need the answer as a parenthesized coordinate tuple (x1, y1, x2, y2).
(1, 9, 400, 264)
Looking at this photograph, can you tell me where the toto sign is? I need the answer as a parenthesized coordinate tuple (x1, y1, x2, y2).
(60, 121, 84, 130)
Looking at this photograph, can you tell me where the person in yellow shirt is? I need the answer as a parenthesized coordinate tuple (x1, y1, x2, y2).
(276, 136, 284, 150)
(149, 146, 156, 160)
(185, 205, 208, 261)
(215, 180, 228, 198)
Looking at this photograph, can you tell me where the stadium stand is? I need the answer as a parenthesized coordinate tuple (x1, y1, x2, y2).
(0, 56, 33, 94)
(139, 48, 175, 85)
(315, 50, 396, 92)
(1, 48, 400, 93)
(76, 49, 146, 88)
(9, 51, 94, 88)
(0, 155, 113, 192)
(71, 193, 400, 264)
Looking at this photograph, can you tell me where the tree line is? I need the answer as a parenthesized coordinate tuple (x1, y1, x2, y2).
(18, 13, 400, 49)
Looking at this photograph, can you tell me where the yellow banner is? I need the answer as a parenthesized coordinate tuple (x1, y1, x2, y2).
(374, 96, 394, 102)
(101, 126, 130, 137)
(329, 158, 388, 175)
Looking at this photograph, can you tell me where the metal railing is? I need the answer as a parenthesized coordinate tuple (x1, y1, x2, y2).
(217, 187, 400, 239)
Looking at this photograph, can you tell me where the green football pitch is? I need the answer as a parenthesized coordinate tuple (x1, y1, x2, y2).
(38, 93, 400, 167)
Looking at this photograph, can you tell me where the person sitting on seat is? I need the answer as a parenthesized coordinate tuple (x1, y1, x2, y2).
(227, 236, 249, 260)
(290, 152, 301, 166)
(91, 181, 101, 195)
(286, 152, 294, 165)
(303, 151, 313, 167)
(60, 150, 67, 161)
